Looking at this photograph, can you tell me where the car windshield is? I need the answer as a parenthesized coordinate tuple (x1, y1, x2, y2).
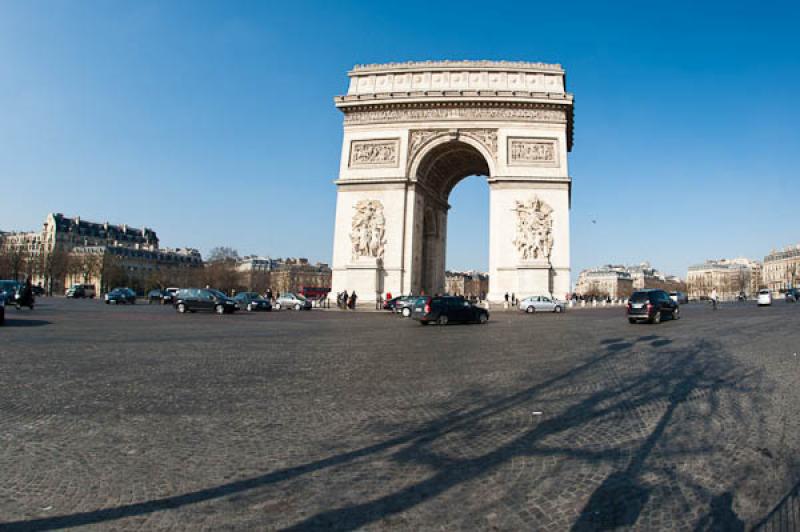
(209, 289, 227, 299)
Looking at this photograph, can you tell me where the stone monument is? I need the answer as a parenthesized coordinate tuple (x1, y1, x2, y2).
(329, 60, 575, 303)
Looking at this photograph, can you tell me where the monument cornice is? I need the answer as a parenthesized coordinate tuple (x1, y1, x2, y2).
(334, 90, 573, 107)
(350, 60, 564, 75)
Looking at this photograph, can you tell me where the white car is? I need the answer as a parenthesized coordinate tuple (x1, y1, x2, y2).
(757, 289, 772, 306)
(519, 295, 565, 314)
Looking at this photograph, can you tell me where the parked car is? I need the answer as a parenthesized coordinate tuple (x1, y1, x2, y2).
(518, 295, 565, 314)
(104, 287, 137, 304)
(0, 280, 21, 301)
(785, 288, 799, 303)
(627, 289, 679, 324)
(66, 283, 96, 298)
(669, 291, 689, 304)
(384, 295, 417, 317)
(174, 288, 238, 314)
(163, 287, 180, 304)
(411, 295, 489, 325)
(233, 292, 273, 312)
(274, 292, 312, 311)
(147, 289, 166, 304)
(757, 289, 773, 306)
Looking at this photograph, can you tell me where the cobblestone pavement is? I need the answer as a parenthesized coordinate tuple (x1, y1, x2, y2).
(1, 299, 799, 531)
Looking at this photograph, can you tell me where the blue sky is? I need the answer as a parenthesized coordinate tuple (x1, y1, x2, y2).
(1, 1, 798, 282)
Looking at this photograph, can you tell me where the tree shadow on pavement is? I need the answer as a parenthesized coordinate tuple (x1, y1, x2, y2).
(2, 334, 768, 531)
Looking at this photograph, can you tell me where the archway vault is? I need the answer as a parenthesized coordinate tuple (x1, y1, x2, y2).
(330, 60, 575, 303)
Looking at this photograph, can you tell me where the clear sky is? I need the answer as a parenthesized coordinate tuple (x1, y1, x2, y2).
(1, 1, 798, 283)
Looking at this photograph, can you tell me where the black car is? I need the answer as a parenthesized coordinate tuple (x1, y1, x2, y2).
(233, 292, 272, 312)
(174, 288, 238, 314)
(785, 288, 799, 303)
(0, 293, 5, 325)
(411, 295, 489, 326)
(104, 287, 137, 304)
(627, 289, 679, 324)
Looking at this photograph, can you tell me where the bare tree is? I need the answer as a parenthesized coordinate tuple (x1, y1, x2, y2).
(207, 247, 240, 262)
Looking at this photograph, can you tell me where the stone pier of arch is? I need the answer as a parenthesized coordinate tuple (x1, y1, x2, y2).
(329, 61, 575, 304)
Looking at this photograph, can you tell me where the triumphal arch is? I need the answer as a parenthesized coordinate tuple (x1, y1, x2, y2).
(330, 60, 575, 303)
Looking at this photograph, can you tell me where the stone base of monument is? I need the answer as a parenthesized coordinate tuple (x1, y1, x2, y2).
(515, 260, 552, 298)
(342, 257, 384, 303)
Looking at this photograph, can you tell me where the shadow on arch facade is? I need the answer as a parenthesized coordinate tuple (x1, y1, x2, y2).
(330, 61, 575, 303)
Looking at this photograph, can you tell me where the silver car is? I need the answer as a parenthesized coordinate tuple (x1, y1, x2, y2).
(519, 295, 565, 314)
(274, 292, 312, 311)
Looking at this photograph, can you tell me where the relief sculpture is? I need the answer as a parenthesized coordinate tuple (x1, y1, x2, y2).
(509, 139, 557, 165)
(349, 139, 399, 167)
(513, 197, 554, 262)
(351, 199, 386, 261)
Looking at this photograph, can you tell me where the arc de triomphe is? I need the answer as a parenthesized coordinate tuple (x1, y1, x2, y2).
(330, 60, 574, 303)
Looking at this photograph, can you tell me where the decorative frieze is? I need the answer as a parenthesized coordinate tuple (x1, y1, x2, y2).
(508, 138, 559, 167)
(513, 197, 554, 262)
(351, 199, 386, 261)
(407, 128, 498, 171)
(349, 139, 400, 168)
(344, 106, 566, 126)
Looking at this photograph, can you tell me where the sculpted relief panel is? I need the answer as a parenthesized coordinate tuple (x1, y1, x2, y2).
(344, 106, 566, 126)
(351, 199, 386, 261)
(508, 138, 559, 166)
(349, 139, 400, 168)
(513, 197, 554, 262)
(407, 128, 497, 170)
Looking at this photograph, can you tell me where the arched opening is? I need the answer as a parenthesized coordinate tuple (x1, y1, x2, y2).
(414, 140, 491, 296)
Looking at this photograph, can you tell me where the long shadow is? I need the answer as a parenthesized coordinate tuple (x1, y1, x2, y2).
(2, 318, 51, 327)
(2, 334, 761, 531)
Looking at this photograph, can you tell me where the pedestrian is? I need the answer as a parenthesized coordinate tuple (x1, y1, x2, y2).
(710, 287, 718, 311)
(511, 293, 516, 306)
(266, 287, 273, 301)
(348, 291, 357, 309)
(504, 292, 509, 303)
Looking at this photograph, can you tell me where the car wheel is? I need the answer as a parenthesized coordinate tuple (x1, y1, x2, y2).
(215, 304, 225, 315)
(478, 313, 488, 324)
(628, 318, 636, 324)
(402, 307, 411, 318)
(673, 308, 681, 320)
(525, 306, 534, 314)
(652, 311, 661, 324)
(437, 314, 449, 326)
(554, 305, 562, 313)
(177, 303, 186, 314)
(294, 303, 301, 311)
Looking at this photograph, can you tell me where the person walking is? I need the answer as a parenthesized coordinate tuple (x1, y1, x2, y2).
(266, 287, 273, 302)
(710, 287, 718, 311)
(348, 291, 357, 309)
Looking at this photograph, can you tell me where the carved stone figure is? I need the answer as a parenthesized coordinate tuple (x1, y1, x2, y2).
(351, 199, 386, 261)
(512, 197, 554, 261)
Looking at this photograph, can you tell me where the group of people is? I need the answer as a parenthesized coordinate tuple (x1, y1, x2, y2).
(336, 290, 358, 309)
(504, 292, 518, 306)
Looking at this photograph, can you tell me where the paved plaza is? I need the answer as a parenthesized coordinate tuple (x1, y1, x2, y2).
(1, 299, 799, 530)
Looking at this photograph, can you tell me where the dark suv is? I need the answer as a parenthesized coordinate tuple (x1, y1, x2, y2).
(785, 288, 799, 303)
(411, 296, 489, 326)
(627, 289, 679, 324)
(174, 288, 238, 314)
